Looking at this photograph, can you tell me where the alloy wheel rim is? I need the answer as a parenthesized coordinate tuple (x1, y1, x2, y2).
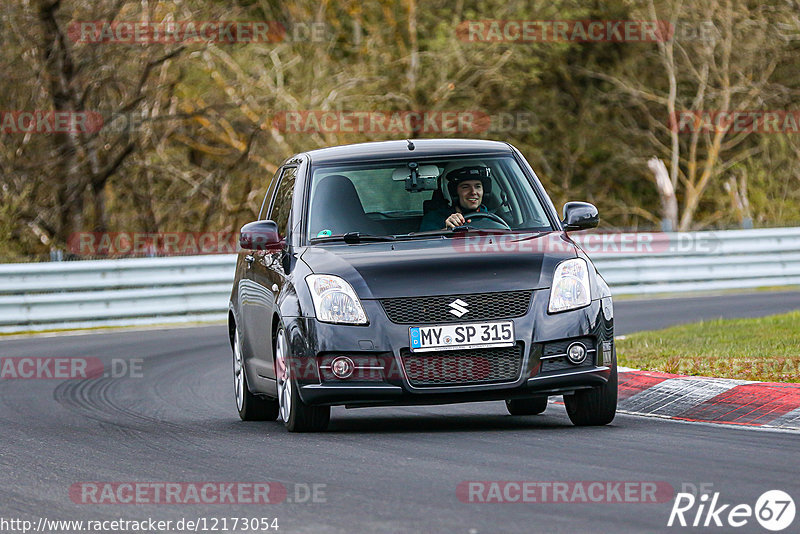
(233, 331, 244, 411)
(276, 329, 292, 423)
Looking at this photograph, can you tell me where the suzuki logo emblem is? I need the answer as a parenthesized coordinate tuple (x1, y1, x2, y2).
(448, 299, 469, 317)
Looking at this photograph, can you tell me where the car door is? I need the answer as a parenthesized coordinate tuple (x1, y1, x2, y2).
(241, 166, 297, 394)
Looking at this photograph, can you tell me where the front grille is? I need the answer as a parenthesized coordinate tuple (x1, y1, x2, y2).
(381, 290, 533, 324)
(539, 337, 595, 373)
(400, 344, 524, 387)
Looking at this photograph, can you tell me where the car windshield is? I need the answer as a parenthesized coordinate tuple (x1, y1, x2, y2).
(306, 155, 553, 241)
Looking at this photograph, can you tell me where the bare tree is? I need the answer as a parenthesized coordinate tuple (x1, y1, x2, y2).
(582, 0, 795, 230)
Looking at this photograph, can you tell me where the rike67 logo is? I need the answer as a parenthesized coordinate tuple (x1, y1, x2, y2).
(668, 489, 795, 531)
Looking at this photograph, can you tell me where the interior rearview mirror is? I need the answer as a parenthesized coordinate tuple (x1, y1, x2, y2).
(392, 163, 440, 192)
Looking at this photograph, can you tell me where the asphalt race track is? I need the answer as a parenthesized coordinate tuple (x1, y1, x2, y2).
(2, 290, 799, 533)
(614, 289, 800, 335)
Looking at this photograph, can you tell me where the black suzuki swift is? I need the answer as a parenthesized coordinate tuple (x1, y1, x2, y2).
(229, 139, 616, 431)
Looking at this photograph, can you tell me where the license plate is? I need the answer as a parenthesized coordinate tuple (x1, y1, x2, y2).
(409, 321, 515, 352)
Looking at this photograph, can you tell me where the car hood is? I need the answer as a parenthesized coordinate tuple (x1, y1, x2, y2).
(299, 231, 577, 299)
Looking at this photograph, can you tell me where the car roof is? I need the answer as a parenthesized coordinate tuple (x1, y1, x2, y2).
(298, 139, 514, 165)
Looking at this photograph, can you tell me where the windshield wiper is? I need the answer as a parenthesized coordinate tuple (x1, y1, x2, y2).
(310, 232, 396, 244)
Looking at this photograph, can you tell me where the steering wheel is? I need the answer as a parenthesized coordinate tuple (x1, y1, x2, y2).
(460, 212, 512, 230)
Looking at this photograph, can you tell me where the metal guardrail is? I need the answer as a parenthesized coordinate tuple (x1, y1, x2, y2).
(0, 255, 236, 333)
(1, 227, 798, 333)
(588, 227, 800, 294)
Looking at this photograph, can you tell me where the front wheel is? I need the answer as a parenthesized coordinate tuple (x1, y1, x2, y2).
(233, 328, 279, 421)
(564, 360, 618, 426)
(275, 325, 330, 432)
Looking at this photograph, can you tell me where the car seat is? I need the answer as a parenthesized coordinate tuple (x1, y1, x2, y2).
(309, 175, 387, 236)
(422, 184, 450, 214)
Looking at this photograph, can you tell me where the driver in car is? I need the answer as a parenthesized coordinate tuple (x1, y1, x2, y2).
(419, 166, 490, 231)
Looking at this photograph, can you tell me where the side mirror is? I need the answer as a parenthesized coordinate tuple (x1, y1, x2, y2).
(239, 220, 283, 251)
(562, 202, 599, 231)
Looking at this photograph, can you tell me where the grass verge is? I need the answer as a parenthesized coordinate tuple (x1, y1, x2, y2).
(616, 311, 800, 383)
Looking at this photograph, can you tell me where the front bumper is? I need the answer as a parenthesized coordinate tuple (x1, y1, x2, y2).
(285, 289, 614, 407)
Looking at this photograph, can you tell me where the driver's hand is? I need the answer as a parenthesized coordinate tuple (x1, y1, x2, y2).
(445, 213, 470, 229)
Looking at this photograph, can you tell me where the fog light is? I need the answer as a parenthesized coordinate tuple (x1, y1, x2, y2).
(566, 342, 587, 365)
(331, 356, 354, 379)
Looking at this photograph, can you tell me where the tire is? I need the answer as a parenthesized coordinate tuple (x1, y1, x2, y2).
(505, 396, 548, 415)
(275, 325, 330, 432)
(233, 328, 279, 421)
(564, 359, 618, 426)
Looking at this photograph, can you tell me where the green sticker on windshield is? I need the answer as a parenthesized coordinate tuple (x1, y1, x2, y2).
(317, 229, 332, 237)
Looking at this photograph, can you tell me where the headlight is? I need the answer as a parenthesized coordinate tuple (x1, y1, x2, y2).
(305, 274, 368, 325)
(548, 258, 591, 313)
